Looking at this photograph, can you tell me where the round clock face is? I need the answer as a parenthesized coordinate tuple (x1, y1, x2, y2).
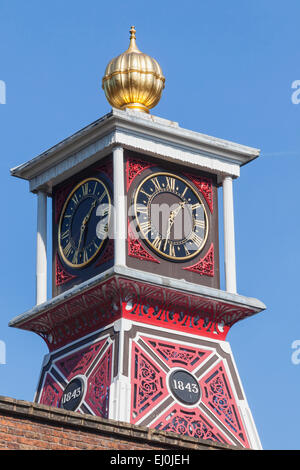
(58, 177, 111, 268)
(134, 172, 209, 261)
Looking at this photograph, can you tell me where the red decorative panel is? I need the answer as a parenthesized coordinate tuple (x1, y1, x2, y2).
(183, 243, 214, 277)
(126, 157, 155, 191)
(85, 344, 112, 418)
(200, 362, 250, 447)
(55, 339, 107, 381)
(55, 255, 77, 286)
(129, 335, 251, 447)
(39, 373, 63, 408)
(120, 279, 230, 340)
(128, 223, 160, 264)
(184, 173, 213, 214)
(131, 343, 169, 424)
(21, 278, 122, 351)
(16, 276, 259, 351)
(152, 405, 231, 444)
(140, 337, 213, 372)
(37, 335, 114, 421)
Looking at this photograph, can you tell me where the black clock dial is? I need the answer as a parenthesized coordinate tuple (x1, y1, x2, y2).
(134, 172, 208, 261)
(58, 178, 111, 268)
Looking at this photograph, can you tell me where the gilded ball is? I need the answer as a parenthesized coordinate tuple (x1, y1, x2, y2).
(102, 27, 165, 113)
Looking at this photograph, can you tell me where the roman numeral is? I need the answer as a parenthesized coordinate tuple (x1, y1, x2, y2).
(152, 235, 162, 251)
(60, 230, 70, 240)
(82, 183, 89, 197)
(83, 249, 88, 263)
(93, 182, 98, 195)
(72, 193, 79, 205)
(181, 186, 188, 198)
(184, 245, 191, 256)
(194, 219, 205, 229)
(189, 232, 203, 247)
(167, 242, 175, 257)
(136, 204, 148, 214)
(98, 191, 106, 204)
(165, 177, 176, 192)
(140, 188, 152, 198)
(191, 203, 201, 211)
(139, 221, 152, 236)
(97, 223, 109, 238)
(63, 241, 73, 258)
(151, 177, 161, 191)
(72, 249, 79, 265)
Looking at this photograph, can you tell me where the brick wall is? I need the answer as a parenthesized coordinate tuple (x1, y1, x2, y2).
(0, 396, 235, 451)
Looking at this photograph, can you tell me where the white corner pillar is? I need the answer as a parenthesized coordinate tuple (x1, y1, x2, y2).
(36, 191, 47, 305)
(222, 176, 237, 294)
(113, 146, 126, 266)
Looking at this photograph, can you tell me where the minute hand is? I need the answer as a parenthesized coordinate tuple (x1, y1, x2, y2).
(164, 202, 185, 250)
(84, 199, 97, 224)
(78, 200, 97, 249)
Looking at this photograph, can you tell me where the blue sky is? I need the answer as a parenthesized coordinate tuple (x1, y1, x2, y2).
(0, 0, 300, 450)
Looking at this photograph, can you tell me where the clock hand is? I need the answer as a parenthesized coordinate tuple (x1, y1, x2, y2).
(172, 201, 185, 219)
(78, 200, 97, 249)
(77, 221, 86, 250)
(164, 212, 174, 251)
(163, 202, 185, 250)
(84, 199, 97, 225)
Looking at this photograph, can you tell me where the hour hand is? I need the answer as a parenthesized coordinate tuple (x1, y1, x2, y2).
(83, 200, 97, 225)
(78, 200, 97, 249)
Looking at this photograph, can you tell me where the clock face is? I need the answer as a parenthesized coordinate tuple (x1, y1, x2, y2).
(58, 177, 111, 268)
(134, 172, 209, 261)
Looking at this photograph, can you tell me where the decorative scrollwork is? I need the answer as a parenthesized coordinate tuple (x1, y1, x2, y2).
(183, 243, 214, 277)
(128, 223, 160, 264)
(131, 344, 167, 423)
(200, 363, 249, 446)
(55, 255, 77, 286)
(184, 173, 213, 213)
(126, 157, 155, 191)
(85, 345, 112, 418)
(39, 374, 62, 408)
(153, 406, 230, 444)
(141, 336, 212, 371)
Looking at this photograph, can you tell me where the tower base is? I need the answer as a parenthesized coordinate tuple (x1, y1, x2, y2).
(9, 266, 265, 449)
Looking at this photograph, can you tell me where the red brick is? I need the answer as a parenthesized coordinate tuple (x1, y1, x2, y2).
(0, 396, 233, 451)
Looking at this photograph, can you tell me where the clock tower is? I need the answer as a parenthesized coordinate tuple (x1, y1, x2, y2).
(9, 27, 265, 449)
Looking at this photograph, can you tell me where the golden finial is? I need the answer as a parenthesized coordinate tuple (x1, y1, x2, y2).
(127, 26, 139, 52)
(129, 25, 136, 40)
(102, 26, 165, 113)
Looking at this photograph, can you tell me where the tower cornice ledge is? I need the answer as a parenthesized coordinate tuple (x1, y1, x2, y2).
(9, 265, 266, 352)
(10, 108, 260, 194)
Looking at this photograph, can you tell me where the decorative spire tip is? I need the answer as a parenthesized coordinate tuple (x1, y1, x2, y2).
(130, 26, 136, 40)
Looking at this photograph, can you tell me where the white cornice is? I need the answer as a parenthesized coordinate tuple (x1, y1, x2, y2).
(10, 108, 260, 194)
(9, 265, 266, 328)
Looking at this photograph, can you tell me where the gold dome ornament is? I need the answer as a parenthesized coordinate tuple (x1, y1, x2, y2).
(102, 26, 165, 113)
